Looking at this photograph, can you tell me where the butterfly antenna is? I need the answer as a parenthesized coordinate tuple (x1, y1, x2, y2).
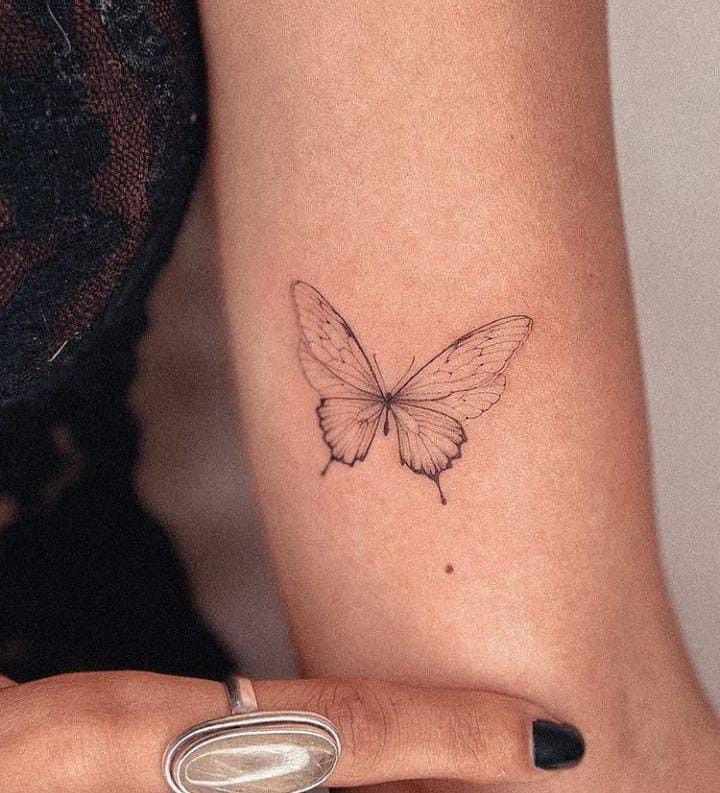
(373, 353, 388, 394)
(389, 356, 416, 395)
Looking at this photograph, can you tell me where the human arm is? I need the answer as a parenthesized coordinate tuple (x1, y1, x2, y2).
(197, 2, 719, 792)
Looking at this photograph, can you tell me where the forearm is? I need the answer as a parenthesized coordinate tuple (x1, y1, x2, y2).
(200, 1, 715, 789)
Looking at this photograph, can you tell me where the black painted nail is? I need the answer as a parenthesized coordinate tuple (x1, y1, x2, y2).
(533, 720, 585, 770)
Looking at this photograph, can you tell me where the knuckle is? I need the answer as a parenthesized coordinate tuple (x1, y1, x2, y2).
(52, 683, 126, 790)
(311, 680, 397, 780)
(40, 674, 137, 789)
(16, 713, 111, 790)
(0, 674, 150, 792)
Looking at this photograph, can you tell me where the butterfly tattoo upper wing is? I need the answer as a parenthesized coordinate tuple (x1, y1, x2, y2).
(292, 281, 385, 470)
(390, 316, 532, 502)
(292, 280, 532, 502)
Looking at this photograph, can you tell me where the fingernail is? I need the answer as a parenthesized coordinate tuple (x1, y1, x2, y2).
(533, 720, 585, 770)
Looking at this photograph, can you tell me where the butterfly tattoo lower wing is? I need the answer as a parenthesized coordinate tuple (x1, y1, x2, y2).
(292, 280, 532, 501)
(292, 281, 385, 471)
(317, 398, 385, 472)
(390, 401, 467, 504)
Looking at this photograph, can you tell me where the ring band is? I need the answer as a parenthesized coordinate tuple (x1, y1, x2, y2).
(163, 675, 342, 793)
(225, 675, 259, 714)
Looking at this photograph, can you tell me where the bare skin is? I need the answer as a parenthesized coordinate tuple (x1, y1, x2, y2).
(196, 2, 720, 792)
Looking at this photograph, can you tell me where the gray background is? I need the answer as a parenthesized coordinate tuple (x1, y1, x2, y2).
(610, 1, 719, 706)
(133, 2, 720, 707)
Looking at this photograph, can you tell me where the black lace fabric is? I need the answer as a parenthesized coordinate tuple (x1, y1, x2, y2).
(0, 1, 232, 679)
(1, 0, 206, 400)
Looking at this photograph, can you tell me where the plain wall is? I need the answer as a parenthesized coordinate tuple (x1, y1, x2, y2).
(609, 1, 720, 707)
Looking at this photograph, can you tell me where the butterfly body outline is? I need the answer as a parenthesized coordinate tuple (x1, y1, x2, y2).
(292, 280, 532, 504)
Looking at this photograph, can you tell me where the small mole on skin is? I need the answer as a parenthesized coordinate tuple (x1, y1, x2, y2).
(445, 564, 454, 574)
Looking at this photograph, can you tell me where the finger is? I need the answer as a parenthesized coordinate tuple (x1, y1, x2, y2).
(254, 678, 585, 786)
(0, 674, 17, 689)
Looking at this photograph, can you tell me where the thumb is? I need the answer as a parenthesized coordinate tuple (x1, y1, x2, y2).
(253, 678, 585, 786)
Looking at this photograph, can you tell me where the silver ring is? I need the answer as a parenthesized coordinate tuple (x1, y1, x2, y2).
(164, 676, 342, 793)
(225, 675, 259, 715)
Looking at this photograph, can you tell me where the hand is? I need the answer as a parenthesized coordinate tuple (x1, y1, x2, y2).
(0, 671, 583, 791)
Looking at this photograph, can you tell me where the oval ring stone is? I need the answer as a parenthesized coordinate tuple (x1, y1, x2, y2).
(165, 717, 341, 793)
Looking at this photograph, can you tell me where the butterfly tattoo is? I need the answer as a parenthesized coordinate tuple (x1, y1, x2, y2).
(292, 281, 532, 504)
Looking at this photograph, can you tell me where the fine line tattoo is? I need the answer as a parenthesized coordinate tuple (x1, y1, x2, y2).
(292, 281, 532, 504)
